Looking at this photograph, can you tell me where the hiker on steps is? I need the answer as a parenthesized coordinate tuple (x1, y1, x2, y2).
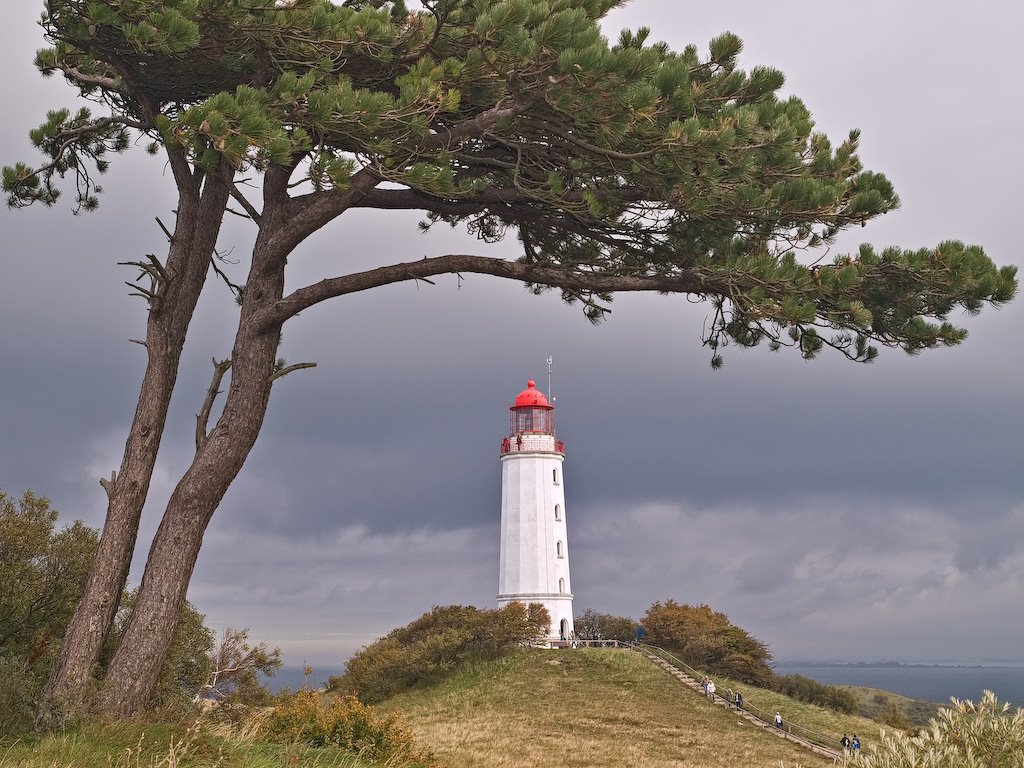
(775, 712, 783, 730)
(706, 679, 716, 702)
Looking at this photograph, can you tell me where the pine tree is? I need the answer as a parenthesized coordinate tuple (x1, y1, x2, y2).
(5, 0, 1016, 724)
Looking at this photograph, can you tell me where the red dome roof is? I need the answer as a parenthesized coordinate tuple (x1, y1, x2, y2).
(513, 379, 551, 408)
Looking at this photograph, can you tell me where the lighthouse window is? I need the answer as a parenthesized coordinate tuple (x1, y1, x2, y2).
(552, 468, 559, 485)
(554, 504, 561, 521)
(559, 578, 565, 593)
(512, 407, 553, 435)
(556, 541, 563, 558)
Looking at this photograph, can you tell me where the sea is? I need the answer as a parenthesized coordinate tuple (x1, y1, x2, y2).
(264, 665, 346, 693)
(773, 663, 1024, 706)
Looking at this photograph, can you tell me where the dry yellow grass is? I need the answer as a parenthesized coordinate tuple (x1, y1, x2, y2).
(383, 649, 840, 768)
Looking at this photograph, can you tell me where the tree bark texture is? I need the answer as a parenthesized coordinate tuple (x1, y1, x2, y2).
(95, 200, 288, 717)
(36, 166, 230, 729)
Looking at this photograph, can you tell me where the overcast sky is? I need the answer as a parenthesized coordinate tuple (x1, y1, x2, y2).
(1, 2, 1022, 669)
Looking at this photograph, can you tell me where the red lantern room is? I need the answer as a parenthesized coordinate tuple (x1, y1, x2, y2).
(510, 379, 553, 435)
(501, 380, 564, 456)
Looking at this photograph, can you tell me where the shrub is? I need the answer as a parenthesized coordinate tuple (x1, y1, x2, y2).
(770, 673, 858, 714)
(642, 600, 774, 685)
(878, 701, 913, 732)
(0, 489, 97, 736)
(200, 627, 281, 721)
(0, 655, 42, 737)
(330, 602, 549, 703)
(261, 690, 435, 766)
(574, 609, 637, 643)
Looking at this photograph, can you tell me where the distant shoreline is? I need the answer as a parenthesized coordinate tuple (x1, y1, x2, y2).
(772, 663, 1024, 705)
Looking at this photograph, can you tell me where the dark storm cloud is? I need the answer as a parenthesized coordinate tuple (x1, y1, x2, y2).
(2, 2, 1022, 665)
(569, 495, 1024, 660)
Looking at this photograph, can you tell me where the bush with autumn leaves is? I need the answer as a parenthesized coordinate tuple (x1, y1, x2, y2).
(260, 690, 436, 767)
(643, 600, 774, 685)
(642, 599, 857, 714)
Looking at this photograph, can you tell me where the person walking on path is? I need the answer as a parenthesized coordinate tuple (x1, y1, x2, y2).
(852, 735, 860, 752)
(775, 712, 783, 730)
(840, 734, 851, 750)
(734, 691, 743, 711)
(707, 680, 716, 702)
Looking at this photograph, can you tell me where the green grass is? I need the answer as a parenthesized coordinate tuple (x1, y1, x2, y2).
(379, 647, 873, 768)
(4, 649, 937, 767)
(0, 719, 378, 768)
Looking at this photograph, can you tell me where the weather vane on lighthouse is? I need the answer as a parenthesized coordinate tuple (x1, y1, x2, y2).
(497, 368, 574, 645)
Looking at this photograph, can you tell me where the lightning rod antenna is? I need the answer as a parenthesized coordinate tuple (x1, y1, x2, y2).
(547, 355, 554, 403)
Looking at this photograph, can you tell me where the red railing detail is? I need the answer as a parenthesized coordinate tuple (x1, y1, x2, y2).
(499, 437, 566, 456)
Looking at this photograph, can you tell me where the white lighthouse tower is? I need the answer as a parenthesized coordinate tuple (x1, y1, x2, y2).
(498, 378, 574, 644)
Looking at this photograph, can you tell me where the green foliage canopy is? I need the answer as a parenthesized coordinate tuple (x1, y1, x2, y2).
(6, 0, 1016, 362)
(0, 490, 98, 662)
(0, 487, 275, 730)
(0, 490, 98, 735)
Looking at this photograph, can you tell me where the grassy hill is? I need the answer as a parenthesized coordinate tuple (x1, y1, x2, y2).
(840, 685, 941, 727)
(3, 647, 906, 767)
(380, 647, 885, 768)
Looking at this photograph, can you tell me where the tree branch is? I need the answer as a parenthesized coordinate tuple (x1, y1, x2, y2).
(257, 255, 711, 331)
(98, 471, 117, 499)
(60, 65, 122, 92)
(269, 362, 317, 382)
(421, 101, 523, 151)
(195, 358, 232, 451)
(352, 185, 649, 215)
(268, 167, 381, 255)
(227, 180, 262, 224)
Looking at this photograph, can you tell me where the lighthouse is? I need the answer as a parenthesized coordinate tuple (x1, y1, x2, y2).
(498, 379, 574, 644)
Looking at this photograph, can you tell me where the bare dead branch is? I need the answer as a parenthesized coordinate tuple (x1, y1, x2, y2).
(98, 471, 117, 499)
(61, 65, 122, 91)
(227, 181, 262, 224)
(154, 216, 175, 243)
(209, 251, 245, 302)
(268, 362, 317, 383)
(195, 358, 232, 451)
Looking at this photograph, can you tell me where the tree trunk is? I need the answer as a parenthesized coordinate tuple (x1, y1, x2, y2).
(95, 227, 286, 717)
(36, 169, 230, 729)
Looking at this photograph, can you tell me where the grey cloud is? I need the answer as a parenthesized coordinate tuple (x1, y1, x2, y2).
(2, 1, 1023, 666)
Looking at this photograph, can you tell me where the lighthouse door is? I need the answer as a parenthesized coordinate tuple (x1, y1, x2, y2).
(559, 619, 568, 642)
